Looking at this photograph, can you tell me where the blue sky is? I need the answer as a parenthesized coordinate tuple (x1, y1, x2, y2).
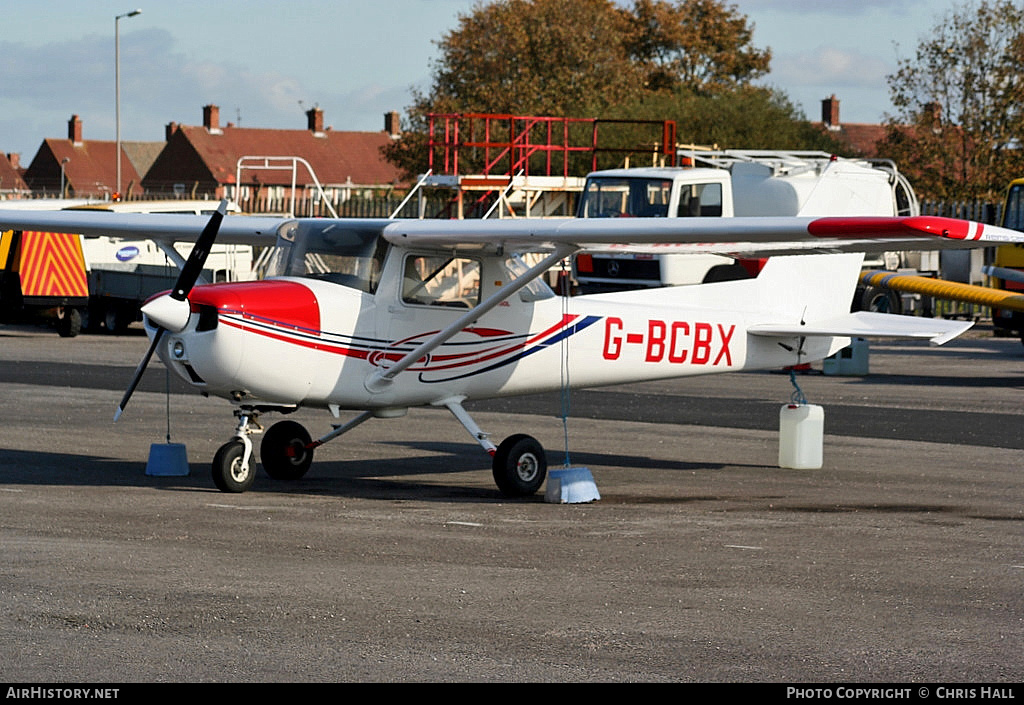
(0, 0, 956, 161)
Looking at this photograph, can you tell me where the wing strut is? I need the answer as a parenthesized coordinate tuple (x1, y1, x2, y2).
(364, 244, 576, 392)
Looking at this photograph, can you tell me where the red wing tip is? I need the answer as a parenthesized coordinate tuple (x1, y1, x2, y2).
(808, 216, 978, 240)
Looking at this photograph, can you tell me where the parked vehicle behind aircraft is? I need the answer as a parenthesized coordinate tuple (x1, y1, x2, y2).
(0, 199, 254, 335)
(573, 150, 923, 306)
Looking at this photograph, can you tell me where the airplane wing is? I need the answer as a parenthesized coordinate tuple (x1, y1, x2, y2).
(0, 208, 294, 246)
(2, 208, 1023, 255)
(380, 215, 1024, 255)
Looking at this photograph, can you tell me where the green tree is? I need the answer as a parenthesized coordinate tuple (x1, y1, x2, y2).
(626, 0, 771, 93)
(384, 0, 638, 178)
(418, 0, 639, 118)
(384, 0, 837, 178)
(878, 0, 1024, 201)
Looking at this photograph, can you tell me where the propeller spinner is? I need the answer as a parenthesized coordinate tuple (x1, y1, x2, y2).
(114, 200, 228, 421)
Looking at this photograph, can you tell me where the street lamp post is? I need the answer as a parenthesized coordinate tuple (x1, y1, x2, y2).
(60, 157, 70, 197)
(115, 8, 141, 200)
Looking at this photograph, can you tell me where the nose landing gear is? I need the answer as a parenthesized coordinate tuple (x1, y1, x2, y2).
(211, 410, 263, 493)
(211, 439, 256, 493)
(211, 408, 323, 493)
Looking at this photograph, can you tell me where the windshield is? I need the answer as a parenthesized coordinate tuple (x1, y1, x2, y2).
(1005, 183, 1024, 231)
(577, 176, 723, 217)
(264, 221, 388, 293)
(578, 177, 672, 218)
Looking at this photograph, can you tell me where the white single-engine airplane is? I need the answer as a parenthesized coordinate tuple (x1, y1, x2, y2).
(3, 204, 1022, 495)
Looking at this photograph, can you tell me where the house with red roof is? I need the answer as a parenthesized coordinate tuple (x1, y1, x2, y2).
(0, 153, 29, 197)
(142, 105, 406, 211)
(21, 115, 148, 200)
(813, 95, 888, 158)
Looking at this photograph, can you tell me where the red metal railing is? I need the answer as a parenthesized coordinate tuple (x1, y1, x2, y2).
(427, 113, 677, 180)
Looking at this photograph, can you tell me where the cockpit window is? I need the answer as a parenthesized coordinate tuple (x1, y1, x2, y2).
(504, 253, 555, 302)
(402, 254, 480, 308)
(264, 221, 387, 293)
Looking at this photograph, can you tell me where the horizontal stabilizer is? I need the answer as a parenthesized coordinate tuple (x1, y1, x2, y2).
(748, 311, 973, 346)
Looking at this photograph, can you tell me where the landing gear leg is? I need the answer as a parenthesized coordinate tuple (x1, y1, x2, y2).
(212, 410, 262, 493)
(441, 397, 547, 497)
(442, 398, 497, 455)
(259, 411, 379, 481)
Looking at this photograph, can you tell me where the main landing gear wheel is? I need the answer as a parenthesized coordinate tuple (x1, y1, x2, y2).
(492, 434, 547, 497)
(212, 440, 256, 493)
(260, 420, 314, 481)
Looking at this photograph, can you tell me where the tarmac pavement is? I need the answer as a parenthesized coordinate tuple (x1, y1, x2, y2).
(0, 322, 1022, 683)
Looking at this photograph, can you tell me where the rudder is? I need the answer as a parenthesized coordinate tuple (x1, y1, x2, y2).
(754, 253, 865, 323)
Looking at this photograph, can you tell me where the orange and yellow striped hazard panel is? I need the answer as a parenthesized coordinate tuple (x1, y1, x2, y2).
(16, 231, 89, 298)
(0, 230, 15, 269)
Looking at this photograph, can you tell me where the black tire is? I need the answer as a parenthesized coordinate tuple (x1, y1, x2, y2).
(492, 434, 547, 497)
(860, 286, 902, 314)
(212, 440, 256, 493)
(260, 420, 314, 481)
(103, 304, 129, 334)
(918, 295, 934, 319)
(56, 307, 82, 338)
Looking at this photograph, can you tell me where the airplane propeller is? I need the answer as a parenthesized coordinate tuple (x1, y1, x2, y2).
(114, 200, 228, 421)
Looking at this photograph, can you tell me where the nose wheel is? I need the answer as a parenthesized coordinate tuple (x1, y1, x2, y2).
(212, 439, 256, 493)
(212, 410, 262, 493)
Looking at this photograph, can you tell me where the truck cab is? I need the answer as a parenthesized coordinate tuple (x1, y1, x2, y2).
(573, 151, 919, 294)
(574, 167, 737, 291)
(576, 167, 732, 219)
(988, 178, 1024, 340)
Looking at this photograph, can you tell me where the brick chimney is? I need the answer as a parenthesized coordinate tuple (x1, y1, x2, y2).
(165, 121, 178, 141)
(821, 95, 840, 130)
(7, 153, 20, 170)
(203, 104, 220, 132)
(68, 114, 83, 144)
(307, 107, 324, 134)
(384, 111, 401, 138)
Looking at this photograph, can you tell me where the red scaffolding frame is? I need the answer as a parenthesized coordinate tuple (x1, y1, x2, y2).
(426, 113, 677, 182)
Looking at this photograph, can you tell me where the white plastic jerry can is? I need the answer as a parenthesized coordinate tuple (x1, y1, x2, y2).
(778, 403, 824, 469)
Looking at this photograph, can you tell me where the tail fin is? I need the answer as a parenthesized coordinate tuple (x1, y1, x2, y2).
(754, 253, 864, 323)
